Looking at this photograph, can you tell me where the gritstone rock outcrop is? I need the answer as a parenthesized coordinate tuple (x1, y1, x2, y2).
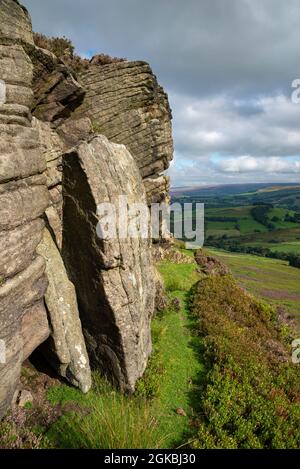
(0, 0, 174, 419)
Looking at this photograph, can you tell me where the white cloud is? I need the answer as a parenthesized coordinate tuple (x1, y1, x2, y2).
(166, 92, 300, 185)
(214, 156, 300, 173)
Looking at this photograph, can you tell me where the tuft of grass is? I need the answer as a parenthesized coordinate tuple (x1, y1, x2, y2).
(158, 262, 199, 292)
(46, 373, 167, 449)
(136, 351, 165, 400)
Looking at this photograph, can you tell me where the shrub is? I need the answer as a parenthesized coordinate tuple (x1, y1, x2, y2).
(189, 275, 300, 449)
(33, 33, 75, 59)
(33, 33, 125, 75)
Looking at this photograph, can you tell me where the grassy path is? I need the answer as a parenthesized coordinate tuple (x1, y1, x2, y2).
(151, 262, 204, 446)
(42, 260, 203, 448)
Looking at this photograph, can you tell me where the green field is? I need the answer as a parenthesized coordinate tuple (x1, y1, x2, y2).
(248, 241, 300, 254)
(173, 184, 300, 255)
(207, 248, 300, 327)
(205, 205, 300, 241)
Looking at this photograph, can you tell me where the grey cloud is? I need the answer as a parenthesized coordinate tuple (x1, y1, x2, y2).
(22, 0, 300, 98)
(21, 0, 300, 186)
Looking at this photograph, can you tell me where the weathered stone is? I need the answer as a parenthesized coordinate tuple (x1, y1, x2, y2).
(0, 218, 44, 278)
(0, 46, 46, 183)
(0, 324, 23, 419)
(33, 117, 64, 187)
(0, 0, 34, 44)
(0, 258, 48, 418)
(37, 228, 91, 393)
(29, 45, 85, 127)
(47, 185, 63, 248)
(0, 256, 47, 327)
(0, 0, 174, 419)
(154, 269, 168, 312)
(62, 135, 155, 392)
(17, 389, 33, 407)
(0, 182, 49, 230)
(45, 205, 62, 249)
(57, 116, 93, 149)
(144, 175, 171, 205)
(0, 0, 48, 419)
(21, 301, 50, 361)
(152, 244, 195, 264)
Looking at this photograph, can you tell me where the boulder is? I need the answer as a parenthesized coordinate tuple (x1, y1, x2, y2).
(16, 389, 33, 408)
(62, 135, 155, 392)
(154, 269, 168, 312)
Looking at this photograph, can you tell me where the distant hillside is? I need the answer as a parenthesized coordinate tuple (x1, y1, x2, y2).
(171, 182, 300, 197)
(171, 183, 300, 258)
(172, 182, 300, 211)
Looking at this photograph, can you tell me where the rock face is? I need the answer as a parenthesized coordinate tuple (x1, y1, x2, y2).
(62, 136, 155, 391)
(0, 0, 174, 419)
(75, 60, 173, 206)
(0, 0, 49, 418)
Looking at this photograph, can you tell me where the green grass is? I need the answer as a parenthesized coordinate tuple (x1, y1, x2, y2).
(207, 229, 240, 238)
(158, 262, 199, 292)
(40, 261, 203, 449)
(238, 218, 266, 234)
(206, 206, 253, 217)
(207, 248, 300, 326)
(267, 208, 300, 230)
(248, 241, 300, 254)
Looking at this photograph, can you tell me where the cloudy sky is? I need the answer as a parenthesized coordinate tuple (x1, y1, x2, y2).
(22, 0, 300, 187)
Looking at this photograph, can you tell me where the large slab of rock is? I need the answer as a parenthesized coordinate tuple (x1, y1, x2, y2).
(37, 228, 91, 393)
(62, 135, 155, 392)
(33, 116, 93, 249)
(74, 60, 173, 204)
